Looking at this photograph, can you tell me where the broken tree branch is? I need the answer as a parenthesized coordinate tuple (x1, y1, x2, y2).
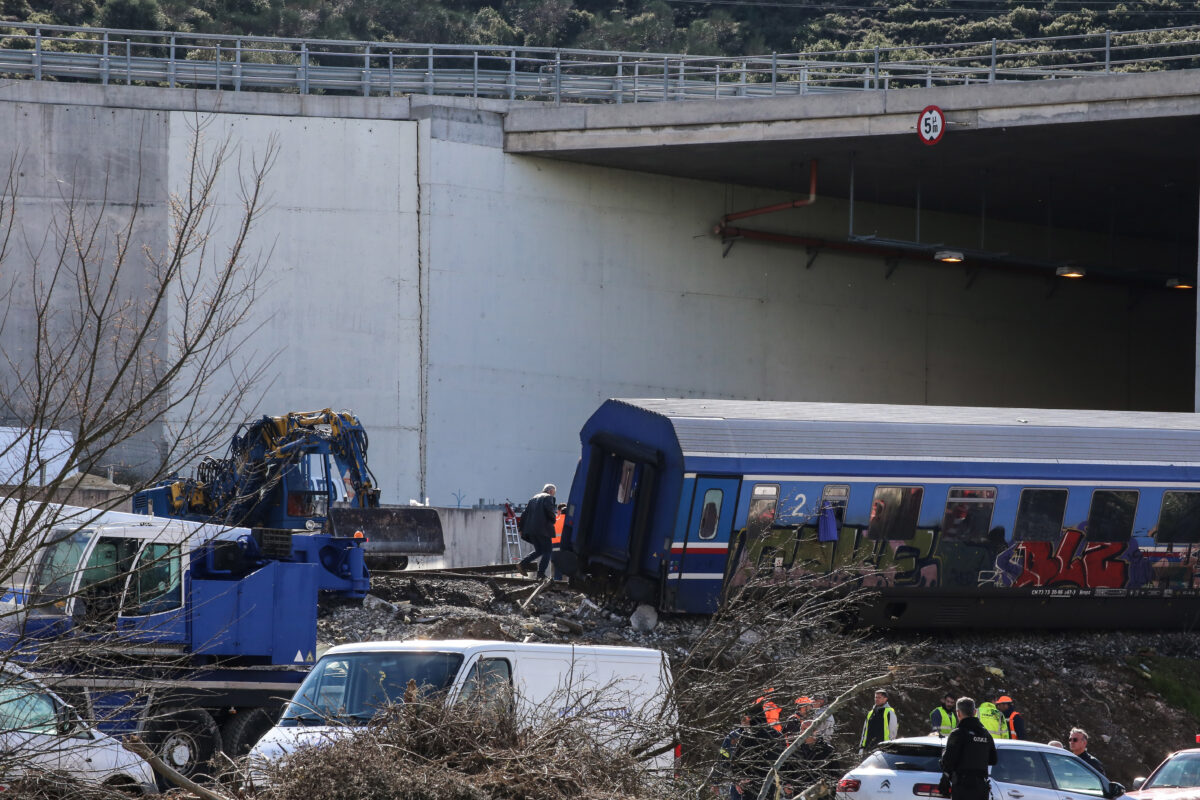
(122, 735, 234, 800)
(756, 671, 902, 800)
(519, 579, 552, 612)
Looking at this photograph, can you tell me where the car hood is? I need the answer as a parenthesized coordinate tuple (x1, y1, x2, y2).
(1128, 788, 1200, 800)
(249, 724, 356, 763)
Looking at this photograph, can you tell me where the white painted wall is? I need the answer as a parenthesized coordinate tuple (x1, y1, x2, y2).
(2, 87, 1187, 512)
(0, 101, 170, 472)
(420, 120, 1191, 506)
(165, 113, 423, 502)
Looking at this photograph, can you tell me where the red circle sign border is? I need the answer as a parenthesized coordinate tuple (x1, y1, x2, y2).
(918, 105, 945, 146)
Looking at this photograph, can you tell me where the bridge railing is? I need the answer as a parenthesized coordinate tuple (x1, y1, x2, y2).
(1, 22, 1199, 103)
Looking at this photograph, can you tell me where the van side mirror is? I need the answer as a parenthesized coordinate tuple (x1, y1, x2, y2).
(56, 705, 87, 739)
(1105, 782, 1126, 798)
(1132, 778, 1145, 790)
(56, 710, 77, 736)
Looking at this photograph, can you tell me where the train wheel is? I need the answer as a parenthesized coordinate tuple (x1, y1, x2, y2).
(145, 707, 222, 789)
(222, 707, 277, 758)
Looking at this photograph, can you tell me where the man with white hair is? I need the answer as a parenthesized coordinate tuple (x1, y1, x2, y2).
(518, 484, 557, 579)
(1068, 728, 1105, 775)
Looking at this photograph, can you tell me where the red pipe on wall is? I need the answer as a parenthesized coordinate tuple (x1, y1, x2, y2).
(719, 160, 818, 225)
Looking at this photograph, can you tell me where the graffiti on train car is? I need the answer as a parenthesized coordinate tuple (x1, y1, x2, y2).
(730, 521, 1196, 591)
(992, 529, 1152, 589)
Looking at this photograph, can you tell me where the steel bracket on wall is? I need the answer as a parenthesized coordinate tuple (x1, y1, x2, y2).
(714, 161, 818, 243)
(805, 246, 821, 269)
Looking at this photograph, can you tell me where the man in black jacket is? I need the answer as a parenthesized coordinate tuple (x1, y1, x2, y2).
(940, 697, 997, 800)
(1068, 728, 1106, 775)
(518, 484, 558, 579)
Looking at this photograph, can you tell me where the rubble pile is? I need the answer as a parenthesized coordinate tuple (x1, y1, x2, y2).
(318, 574, 706, 653)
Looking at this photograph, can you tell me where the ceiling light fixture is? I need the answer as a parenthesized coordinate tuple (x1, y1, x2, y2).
(1056, 266, 1086, 279)
(934, 249, 964, 263)
(1166, 278, 1194, 289)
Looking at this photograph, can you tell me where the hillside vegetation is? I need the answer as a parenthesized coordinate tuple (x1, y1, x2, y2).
(5, 0, 1200, 58)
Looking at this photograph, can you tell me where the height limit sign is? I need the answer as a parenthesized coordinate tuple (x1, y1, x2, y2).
(918, 105, 945, 146)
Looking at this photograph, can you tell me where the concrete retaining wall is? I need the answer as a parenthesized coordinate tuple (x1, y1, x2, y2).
(0, 81, 1190, 525)
(434, 506, 524, 568)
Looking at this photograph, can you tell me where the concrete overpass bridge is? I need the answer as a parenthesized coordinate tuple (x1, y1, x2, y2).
(505, 69, 1200, 287)
(0, 24, 1196, 504)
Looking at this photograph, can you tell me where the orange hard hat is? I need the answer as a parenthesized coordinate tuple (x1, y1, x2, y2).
(795, 696, 814, 705)
(996, 695, 1014, 704)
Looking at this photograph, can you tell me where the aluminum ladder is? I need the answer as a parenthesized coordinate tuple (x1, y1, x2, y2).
(503, 506, 525, 564)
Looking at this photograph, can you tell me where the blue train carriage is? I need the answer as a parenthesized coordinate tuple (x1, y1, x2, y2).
(553, 399, 1200, 629)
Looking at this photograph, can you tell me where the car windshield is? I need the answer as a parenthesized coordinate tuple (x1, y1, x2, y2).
(26, 528, 93, 615)
(0, 671, 58, 734)
(1146, 753, 1200, 789)
(862, 743, 944, 772)
(279, 652, 465, 726)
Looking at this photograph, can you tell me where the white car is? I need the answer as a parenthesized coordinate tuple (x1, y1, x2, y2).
(0, 665, 156, 793)
(1128, 746, 1200, 800)
(837, 736, 1126, 800)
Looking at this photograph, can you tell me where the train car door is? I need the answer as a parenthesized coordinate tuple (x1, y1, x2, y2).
(670, 476, 739, 614)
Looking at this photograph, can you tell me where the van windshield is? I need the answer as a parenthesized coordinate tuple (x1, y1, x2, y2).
(280, 652, 464, 726)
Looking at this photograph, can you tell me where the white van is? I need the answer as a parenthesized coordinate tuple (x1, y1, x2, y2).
(250, 639, 676, 771)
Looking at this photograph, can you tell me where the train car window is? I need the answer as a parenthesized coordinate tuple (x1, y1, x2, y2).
(1013, 489, 1068, 541)
(1156, 491, 1200, 543)
(617, 460, 636, 504)
(821, 485, 849, 526)
(867, 486, 924, 540)
(1087, 490, 1138, 542)
(747, 484, 779, 538)
(942, 487, 997, 541)
(698, 489, 723, 540)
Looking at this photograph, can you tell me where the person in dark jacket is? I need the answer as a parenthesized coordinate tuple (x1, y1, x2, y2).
(940, 697, 998, 800)
(1068, 728, 1106, 775)
(720, 712, 753, 797)
(859, 689, 898, 752)
(518, 484, 558, 578)
(737, 704, 785, 800)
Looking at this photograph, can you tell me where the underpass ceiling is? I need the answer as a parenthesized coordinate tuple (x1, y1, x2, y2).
(529, 115, 1200, 269)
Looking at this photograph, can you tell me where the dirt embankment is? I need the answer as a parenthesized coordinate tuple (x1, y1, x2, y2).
(320, 575, 1200, 787)
(866, 632, 1200, 786)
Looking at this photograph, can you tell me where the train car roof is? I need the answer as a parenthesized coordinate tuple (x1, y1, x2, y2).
(595, 399, 1200, 465)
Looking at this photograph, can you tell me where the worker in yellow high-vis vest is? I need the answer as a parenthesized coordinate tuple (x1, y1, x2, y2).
(930, 692, 956, 737)
(860, 688, 898, 752)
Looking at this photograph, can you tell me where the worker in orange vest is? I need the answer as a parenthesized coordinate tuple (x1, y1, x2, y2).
(756, 690, 783, 733)
(995, 695, 1026, 740)
(553, 503, 565, 545)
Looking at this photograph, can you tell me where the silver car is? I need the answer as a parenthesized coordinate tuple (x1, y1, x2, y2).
(0, 666, 156, 793)
(837, 736, 1126, 800)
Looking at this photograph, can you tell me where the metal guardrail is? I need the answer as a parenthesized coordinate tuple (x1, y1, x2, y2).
(1, 22, 1200, 103)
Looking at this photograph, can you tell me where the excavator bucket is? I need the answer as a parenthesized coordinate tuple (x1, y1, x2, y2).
(327, 506, 446, 558)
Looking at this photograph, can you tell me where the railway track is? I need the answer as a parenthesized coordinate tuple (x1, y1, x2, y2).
(375, 562, 552, 585)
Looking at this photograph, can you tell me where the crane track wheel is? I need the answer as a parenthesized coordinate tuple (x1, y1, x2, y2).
(222, 707, 277, 758)
(145, 707, 222, 790)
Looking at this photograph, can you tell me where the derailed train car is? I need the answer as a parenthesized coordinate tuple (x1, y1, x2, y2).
(551, 399, 1200, 629)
